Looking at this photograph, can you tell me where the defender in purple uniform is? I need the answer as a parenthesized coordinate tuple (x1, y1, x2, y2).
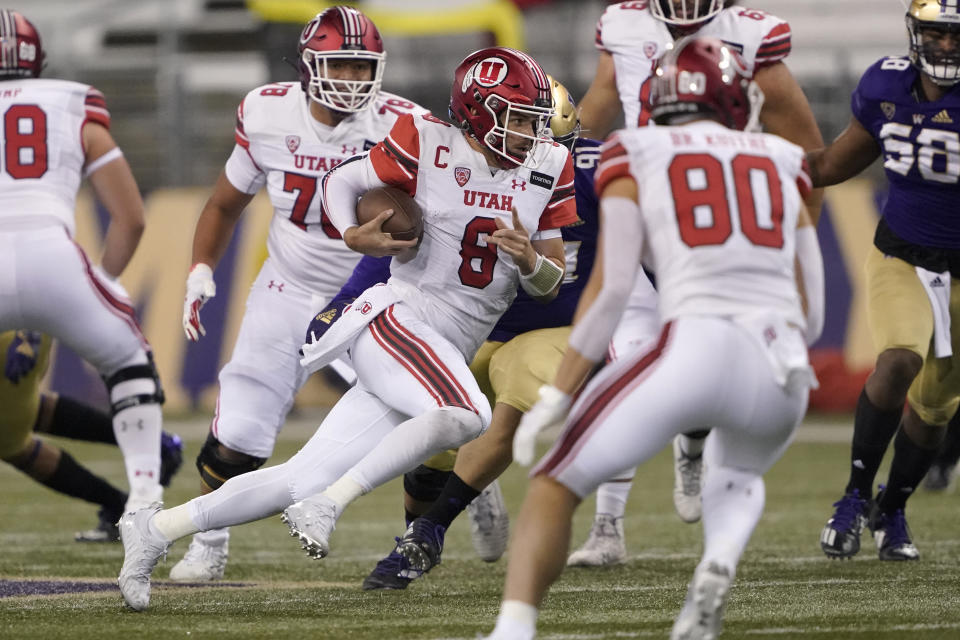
(811, 0, 960, 561)
(303, 78, 601, 589)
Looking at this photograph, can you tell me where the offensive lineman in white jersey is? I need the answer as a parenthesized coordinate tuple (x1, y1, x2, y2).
(117, 46, 575, 612)
(168, 7, 428, 582)
(486, 37, 825, 640)
(569, 0, 827, 567)
(0, 11, 166, 513)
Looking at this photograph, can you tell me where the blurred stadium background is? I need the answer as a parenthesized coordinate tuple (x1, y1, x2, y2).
(25, 0, 907, 414)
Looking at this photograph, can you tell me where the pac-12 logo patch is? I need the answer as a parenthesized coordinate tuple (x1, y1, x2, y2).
(285, 135, 301, 153)
(643, 41, 657, 59)
(881, 102, 896, 120)
(455, 166, 471, 187)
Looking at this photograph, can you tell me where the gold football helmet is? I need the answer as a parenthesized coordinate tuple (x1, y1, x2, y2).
(546, 75, 580, 150)
(906, 0, 960, 85)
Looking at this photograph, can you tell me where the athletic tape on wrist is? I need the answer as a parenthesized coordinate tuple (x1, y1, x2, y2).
(519, 253, 563, 297)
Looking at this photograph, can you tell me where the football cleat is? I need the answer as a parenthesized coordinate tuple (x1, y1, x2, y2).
(395, 517, 446, 577)
(169, 530, 229, 581)
(465, 480, 509, 562)
(117, 503, 169, 611)
(567, 513, 626, 567)
(281, 494, 339, 559)
(673, 436, 704, 523)
(870, 508, 920, 561)
(670, 562, 732, 640)
(74, 506, 122, 543)
(159, 432, 184, 488)
(362, 541, 416, 591)
(819, 489, 870, 559)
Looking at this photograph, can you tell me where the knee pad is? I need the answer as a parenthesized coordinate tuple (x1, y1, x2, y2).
(403, 464, 452, 503)
(103, 352, 165, 415)
(195, 433, 267, 491)
(439, 406, 485, 446)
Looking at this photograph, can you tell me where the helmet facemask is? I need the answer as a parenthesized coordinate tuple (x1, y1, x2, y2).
(651, 0, 726, 27)
(481, 95, 554, 167)
(907, 16, 960, 86)
(302, 49, 386, 113)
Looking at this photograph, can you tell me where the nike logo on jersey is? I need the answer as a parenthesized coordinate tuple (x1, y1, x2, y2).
(463, 189, 513, 211)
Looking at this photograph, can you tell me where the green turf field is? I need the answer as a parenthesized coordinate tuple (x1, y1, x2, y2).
(1, 412, 958, 639)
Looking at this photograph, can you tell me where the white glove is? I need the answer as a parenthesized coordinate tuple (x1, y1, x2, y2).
(182, 263, 216, 341)
(513, 385, 572, 467)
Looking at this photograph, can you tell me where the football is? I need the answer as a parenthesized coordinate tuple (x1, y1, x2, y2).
(355, 187, 423, 242)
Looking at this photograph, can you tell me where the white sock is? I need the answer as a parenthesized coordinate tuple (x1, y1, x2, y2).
(153, 503, 200, 542)
(322, 475, 364, 509)
(193, 527, 229, 547)
(110, 378, 162, 497)
(489, 600, 537, 640)
(700, 465, 764, 574)
(347, 407, 482, 491)
(596, 474, 634, 519)
(187, 463, 295, 532)
(679, 433, 707, 458)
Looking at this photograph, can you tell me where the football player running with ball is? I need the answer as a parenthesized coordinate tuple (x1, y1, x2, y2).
(168, 6, 427, 582)
(484, 37, 824, 640)
(117, 46, 575, 611)
(815, 0, 960, 562)
(313, 77, 612, 590)
(0, 11, 167, 515)
(569, 0, 826, 565)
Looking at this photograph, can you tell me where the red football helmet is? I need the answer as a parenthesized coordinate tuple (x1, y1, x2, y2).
(650, 36, 763, 131)
(650, 0, 730, 27)
(297, 6, 385, 113)
(449, 47, 554, 167)
(0, 10, 45, 79)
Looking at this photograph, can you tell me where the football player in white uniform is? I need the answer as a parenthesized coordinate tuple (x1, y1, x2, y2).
(569, 0, 826, 566)
(485, 38, 824, 640)
(0, 11, 166, 513)
(169, 6, 428, 582)
(117, 46, 576, 612)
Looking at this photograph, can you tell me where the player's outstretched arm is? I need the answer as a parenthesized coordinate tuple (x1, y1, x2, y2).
(192, 171, 255, 269)
(578, 51, 622, 141)
(83, 122, 145, 279)
(806, 116, 881, 188)
(755, 62, 827, 224)
(182, 171, 254, 341)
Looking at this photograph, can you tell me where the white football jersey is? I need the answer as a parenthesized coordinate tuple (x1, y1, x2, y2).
(225, 83, 428, 297)
(596, 3, 791, 128)
(368, 114, 577, 359)
(0, 79, 111, 235)
(596, 121, 811, 327)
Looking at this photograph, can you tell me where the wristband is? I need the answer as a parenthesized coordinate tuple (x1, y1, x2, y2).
(519, 253, 563, 297)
